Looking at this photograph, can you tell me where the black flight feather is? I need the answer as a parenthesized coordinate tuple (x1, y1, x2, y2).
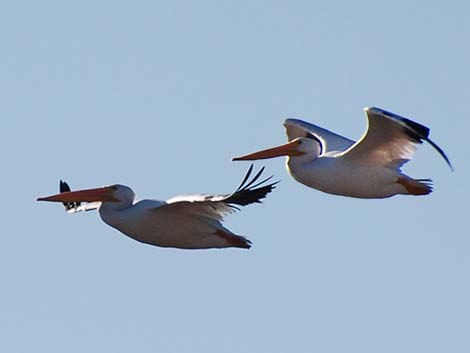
(59, 180, 81, 211)
(377, 108, 453, 171)
(224, 164, 278, 207)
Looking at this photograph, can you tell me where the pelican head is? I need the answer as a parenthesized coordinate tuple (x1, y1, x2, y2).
(37, 184, 135, 210)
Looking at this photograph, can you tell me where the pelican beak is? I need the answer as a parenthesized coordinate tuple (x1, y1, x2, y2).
(232, 140, 304, 161)
(37, 186, 119, 203)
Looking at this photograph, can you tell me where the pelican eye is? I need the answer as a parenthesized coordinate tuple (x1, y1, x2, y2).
(108, 185, 118, 191)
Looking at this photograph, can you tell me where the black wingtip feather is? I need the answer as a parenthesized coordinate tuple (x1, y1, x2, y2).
(372, 107, 429, 143)
(59, 180, 71, 193)
(225, 165, 279, 206)
(425, 137, 454, 172)
(375, 108, 453, 171)
(400, 117, 430, 143)
(235, 164, 254, 192)
(59, 180, 81, 210)
(398, 117, 453, 171)
(399, 118, 453, 171)
(242, 166, 265, 190)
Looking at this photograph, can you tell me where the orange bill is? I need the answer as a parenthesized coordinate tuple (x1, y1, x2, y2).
(37, 186, 119, 203)
(232, 140, 304, 161)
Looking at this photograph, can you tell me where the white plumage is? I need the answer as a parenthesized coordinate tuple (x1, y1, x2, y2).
(234, 107, 452, 198)
(38, 166, 277, 249)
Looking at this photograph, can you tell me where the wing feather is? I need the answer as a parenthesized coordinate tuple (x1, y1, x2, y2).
(284, 118, 355, 153)
(341, 107, 453, 170)
(158, 165, 277, 222)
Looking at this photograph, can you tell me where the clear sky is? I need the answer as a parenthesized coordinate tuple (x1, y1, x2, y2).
(1, 1, 469, 352)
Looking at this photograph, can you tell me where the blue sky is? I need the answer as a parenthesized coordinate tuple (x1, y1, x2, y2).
(1, 1, 469, 352)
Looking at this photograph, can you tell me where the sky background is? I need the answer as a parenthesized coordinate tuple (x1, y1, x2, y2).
(1, 1, 469, 352)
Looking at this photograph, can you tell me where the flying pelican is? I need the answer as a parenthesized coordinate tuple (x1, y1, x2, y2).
(233, 107, 452, 199)
(38, 165, 277, 249)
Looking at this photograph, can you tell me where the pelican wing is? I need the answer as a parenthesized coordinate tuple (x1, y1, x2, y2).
(284, 118, 355, 154)
(341, 107, 453, 169)
(160, 165, 277, 222)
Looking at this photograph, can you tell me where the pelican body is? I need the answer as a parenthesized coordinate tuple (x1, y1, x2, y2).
(234, 107, 452, 199)
(38, 166, 277, 249)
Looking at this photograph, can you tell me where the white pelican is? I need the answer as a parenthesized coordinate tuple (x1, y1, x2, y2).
(233, 107, 452, 199)
(38, 165, 277, 249)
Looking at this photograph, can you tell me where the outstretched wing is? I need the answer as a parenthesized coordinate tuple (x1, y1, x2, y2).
(59, 181, 100, 213)
(284, 118, 355, 154)
(159, 165, 278, 222)
(341, 107, 453, 170)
